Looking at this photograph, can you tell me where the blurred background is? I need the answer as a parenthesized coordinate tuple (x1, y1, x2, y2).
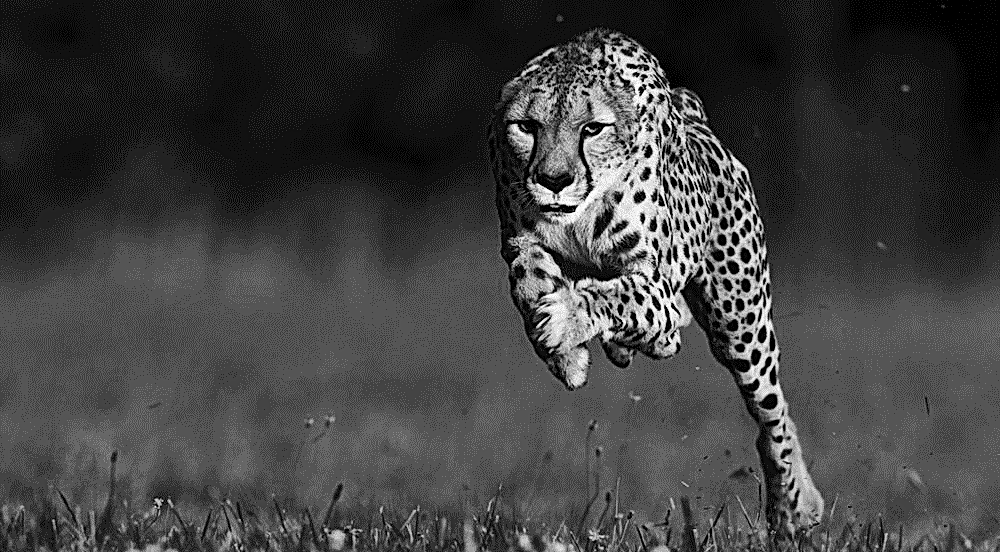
(1, 0, 998, 541)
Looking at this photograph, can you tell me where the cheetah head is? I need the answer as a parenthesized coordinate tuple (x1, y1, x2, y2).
(490, 28, 675, 225)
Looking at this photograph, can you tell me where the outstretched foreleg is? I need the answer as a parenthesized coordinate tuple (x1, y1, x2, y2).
(530, 266, 692, 386)
(503, 237, 593, 388)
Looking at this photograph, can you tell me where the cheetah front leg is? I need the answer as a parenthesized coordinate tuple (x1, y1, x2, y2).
(504, 237, 595, 389)
(682, 246, 824, 542)
(505, 236, 691, 388)
(531, 267, 692, 382)
(594, 282, 694, 365)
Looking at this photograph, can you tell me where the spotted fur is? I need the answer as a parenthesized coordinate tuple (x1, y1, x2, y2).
(487, 28, 824, 541)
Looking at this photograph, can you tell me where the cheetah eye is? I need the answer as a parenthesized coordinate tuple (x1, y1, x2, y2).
(508, 120, 539, 135)
(581, 122, 612, 138)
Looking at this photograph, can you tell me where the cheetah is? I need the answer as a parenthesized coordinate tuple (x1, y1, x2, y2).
(487, 28, 824, 541)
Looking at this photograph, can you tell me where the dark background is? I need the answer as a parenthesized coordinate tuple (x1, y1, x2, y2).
(1, 0, 998, 541)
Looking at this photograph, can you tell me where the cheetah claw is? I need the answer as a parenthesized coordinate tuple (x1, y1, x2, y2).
(529, 286, 599, 389)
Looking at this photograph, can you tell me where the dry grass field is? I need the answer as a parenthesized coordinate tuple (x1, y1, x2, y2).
(3, 439, 998, 552)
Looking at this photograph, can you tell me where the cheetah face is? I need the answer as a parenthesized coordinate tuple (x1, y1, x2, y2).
(500, 85, 634, 220)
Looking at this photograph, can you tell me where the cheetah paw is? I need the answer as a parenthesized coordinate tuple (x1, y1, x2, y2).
(639, 298, 692, 360)
(602, 341, 636, 368)
(529, 285, 599, 389)
(642, 328, 683, 360)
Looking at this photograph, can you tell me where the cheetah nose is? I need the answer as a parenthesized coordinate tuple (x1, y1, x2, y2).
(535, 171, 574, 193)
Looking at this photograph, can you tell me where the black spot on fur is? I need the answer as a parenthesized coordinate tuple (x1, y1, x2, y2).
(757, 326, 767, 344)
(610, 220, 629, 234)
(593, 207, 615, 240)
(644, 144, 653, 158)
(726, 320, 738, 332)
(640, 167, 651, 181)
(750, 349, 761, 366)
(761, 393, 778, 410)
(707, 156, 720, 176)
(612, 190, 624, 204)
(532, 268, 548, 279)
(645, 308, 655, 326)
(730, 358, 751, 373)
(740, 248, 751, 263)
(741, 331, 753, 344)
(633, 190, 646, 203)
(513, 265, 526, 279)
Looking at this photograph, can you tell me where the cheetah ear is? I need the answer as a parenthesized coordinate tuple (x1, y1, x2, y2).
(670, 87, 708, 124)
(654, 98, 687, 150)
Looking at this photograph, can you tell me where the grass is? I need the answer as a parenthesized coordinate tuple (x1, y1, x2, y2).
(3, 446, 998, 552)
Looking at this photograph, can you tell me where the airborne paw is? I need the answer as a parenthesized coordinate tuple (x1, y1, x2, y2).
(602, 341, 635, 368)
(638, 297, 693, 360)
(531, 286, 598, 353)
(545, 346, 591, 390)
(529, 285, 599, 389)
(641, 327, 683, 360)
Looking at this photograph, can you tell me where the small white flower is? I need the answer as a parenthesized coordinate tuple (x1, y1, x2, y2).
(546, 542, 567, 552)
(329, 529, 348, 551)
